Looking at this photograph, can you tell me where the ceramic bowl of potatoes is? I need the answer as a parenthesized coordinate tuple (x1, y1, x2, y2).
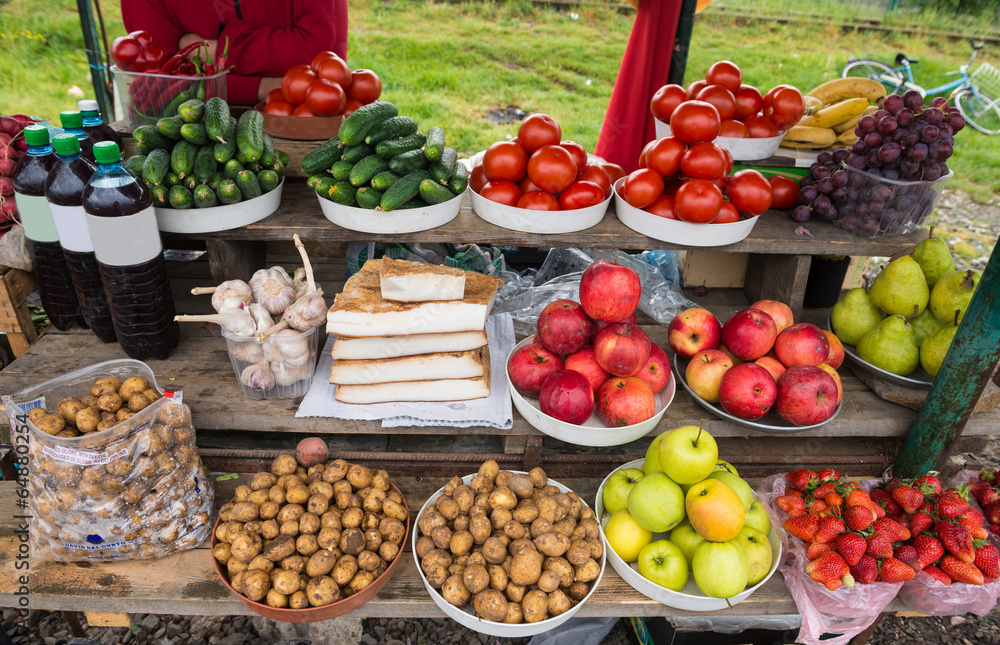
(210, 453, 410, 622)
(412, 460, 606, 637)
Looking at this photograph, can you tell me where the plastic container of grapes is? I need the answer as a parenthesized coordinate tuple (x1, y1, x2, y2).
(831, 165, 952, 238)
(654, 119, 785, 161)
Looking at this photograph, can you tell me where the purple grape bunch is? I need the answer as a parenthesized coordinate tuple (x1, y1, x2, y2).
(793, 91, 965, 237)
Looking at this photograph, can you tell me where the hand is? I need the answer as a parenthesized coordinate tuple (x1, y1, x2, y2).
(258, 78, 283, 102)
(177, 33, 218, 62)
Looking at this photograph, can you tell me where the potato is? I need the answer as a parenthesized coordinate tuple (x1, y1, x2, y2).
(57, 398, 84, 425)
(358, 488, 384, 514)
(74, 407, 100, 433)
(503, 602, 524, 624)
(468, 552, 487, 568)
(544, 556, 575, 588)
(488, 488, 518, 511)
(449, 530, 474, 556)
(507, 474, 534, 500)
(553, 519, 577, 537)
(96, 392, 123, 413)
(116, 376, 147, 400)
(586, 537, 604, 561)
(56, 429, 79, 438)
(565, 539, 591, 566)
(548, 588, 572, 616)
(470, 515, 492, 545)
(281, 474, 306, 490)
(522, 589, 549, 623)
(383, 498, 408, 522)
(378, 541, 399, 562)
(265, 588, 288, 608)
(212, 542, 232, 564)
(418, 510, 446, 536)
(269, 568, 300, 595)
(355, 549, 379, 573)
(378, 517, 405, 545)
(227, 557, 249, 579)
(530, 518, 554, 539)
(248, 554, 275, 572)
(505, 582, 525, 603)
(452, 560, 485, 594)
(536, 497, 559, 523)
(305, 549, 338, 577)
(441, 575, 471, 607)
(371, 469, 391, 492)
(142, 388, 160, 404)
(415, 536, 436, 560)
(296, 533, 319, 557)
(322, 459, 349, 483)
(473, 589, 508, 622)
(294, 437, 328, 467)
(339, 528, 365, 556)
(430, 525, 452, 551)
(276, 504, 304, 525)
(509, 538, 535, 557)
(421, 549, 453, 572)
(512, 503, 539, 525)
(328, 554, 357, 586)
(423, 562, 449, 589)
(230, 532, 263, 562)
(490, 507, 513, 531)
(125, 393, 149, 413)
(477, 459, 500, 482)
(568, 581, 590, 601)
(362, 528, 382, 553)
(92, 377, 121, 395)
(241, 569, 271, 602)
(510, 549, 544, 586)
(306, 575, 341, 607)
(35, 414, 66, 435)
(261, 520, 280, 540)
(299, 513, 320, 535)
(341, 507, 363, 529)
(346, 464, 373, 489)
(436, 496, 461, 521)
(470, 474, 494, 495)
(482, 537, 507, 564)
(99, 411, 117, 425)
(264, 535, 296, 562)
(270, 454, 298, 476)
(452, 486, 475, 513)
(285, 484, 310, 505)
(320, 509, 343, 529)
(27, 407, 48, 423)
(574, 558, 600, 583)
(289, 590, 309, 609)
(347, 570, 375, 596)
(503, 521, 526, 541)
(279, 520, 300, 537)
(361, 512, 380, 531)
(496, 471, 514, 489)
(230, 501, 260, 523)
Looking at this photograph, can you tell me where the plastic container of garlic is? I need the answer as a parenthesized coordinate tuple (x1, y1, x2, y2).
(223, 325, 320, 400)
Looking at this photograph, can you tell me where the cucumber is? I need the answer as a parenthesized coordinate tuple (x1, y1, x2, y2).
(331, 160, 354, 181)
(164, 171, 180, 188)
(349, 155, 390, 187)
(235, 149, 253, 166)
(419, 178, 456, 205)
(178, 99, 205, 124)
(170, 140, 199, 178)
(277, 150, 290, 167)
(236, 110, 265, 162)
(429, 147, 458, 184)
(235, 170, 262, 200)
(258, 169, 280, 193)
(342, 143, 375, 164)
(183, 175, 197, 191)
(168, 185, 193, 209)
(217, 179, 241, 205)
(260, 134, 277, 169)
(355, 186, 383, 209)
(193, 145, 217, 183)
(133, 125, 173, 151)
(134, 141, 155, 155)
(326, 181, 357, 206)
(424, 127, 446, 161)
(123, 154, 146, 177)
(380, 169, 431, 211)
(155, 116, 184, 140)
(337, 100, 398, 146)
(388, 148, 431, 175)
(193, 184, 218, 208)
(180, 122, 209, 146)
(224, 159, 244, 180)
(142, 149, 171, 185)
(448, 162, 470, 195)
(375, 132, 427, 159)
(301, 137, 344, 175)
(371, 170, 402, 192)
(150, 184, 170, 207)
(208, 172, 223, 190)
(204, 97, 231, 143)
(246, 161, 263, 174)
(315, 177, 335, 200)
(214, 117, 238, 164)
(398, 198, 427, 210)
(364, 116, 419, 146)
(307, 174, 326, 191)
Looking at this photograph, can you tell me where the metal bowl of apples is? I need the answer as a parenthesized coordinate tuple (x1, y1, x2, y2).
(506, 335, 675, 447)
(596, 458, 783, 611)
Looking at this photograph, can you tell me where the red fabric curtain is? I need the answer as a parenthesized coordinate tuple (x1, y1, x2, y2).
(595, 1, 682, 173)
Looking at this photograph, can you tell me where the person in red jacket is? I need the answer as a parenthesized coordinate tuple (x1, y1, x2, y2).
(121, 0, 348, 105)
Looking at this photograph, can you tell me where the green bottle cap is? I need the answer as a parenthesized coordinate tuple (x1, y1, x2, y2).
(52, 133, 80, 156)
(23, 125, 50, 147)
(60, 110, 83, 129)
(93, 141, 121, 164)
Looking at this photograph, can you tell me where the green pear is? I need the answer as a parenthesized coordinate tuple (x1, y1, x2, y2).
(831, 288, 885, 346)
(869, 255, 929, 317)
(912, 228, 954, 288)
(910, 307, 945, 348)
(856, 315, 919, 376)
(929, 269, 981, 325)
(920, 325, 958, 377)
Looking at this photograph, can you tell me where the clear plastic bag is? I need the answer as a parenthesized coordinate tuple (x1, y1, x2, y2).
(3, 359, 215, 562)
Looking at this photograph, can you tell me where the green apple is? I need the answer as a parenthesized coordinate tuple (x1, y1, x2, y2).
(735, 527, 773, 586)
(692, 539, 749, 598)
(659, 425, 719, 485)
(627, 472, 685, 533)
(714, 460, 739, 477)
(603, 468, 645, 514)
(604, 508, 653, 563)
(743, 501, 772, 535)
(644, 433, 667, 474)
(637, 540, 689, 591)
(706, 471, 754, 512)
(669, 520, 705, 565)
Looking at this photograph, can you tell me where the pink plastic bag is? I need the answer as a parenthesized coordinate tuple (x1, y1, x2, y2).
(758, 474, 902, 645)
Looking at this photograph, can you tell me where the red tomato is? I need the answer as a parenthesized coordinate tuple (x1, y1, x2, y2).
(265, 88, 284, 104)
(721, 146, 734, 176)
(767, 175, 800, 210)
(763, 84, 796, 105)
(517, 191, 560, 211)
(706, 61, 742, 94)
(518, 114, 561, 154)
(734, 85, 764, 120)
(696, 85, 737, 121)
(342, 99, 363, 117)
(578, 164, 612, 197)
(670, 101, 721, 144)
(719, 120, 749, 138)
(725, 169, 773, 215)
(645, 194, 678, 220)
(111, 36, 142, 71)
(687, 80, 708, 99)
(743, 114, 780, 138)
(600, 162, 627, 185)
(559, 141, 588, 174)
(638, 139, 656, 169)
(559, 181, 605, 210)
(262, 100, 296, 116)
(621, 169, 664, 209)
(292, 103, 316, 117)
(282, 68, 317, 105)
(128, 30, 155, 48)
(305, 79, 346, 116)
(518, 176, 543, 194)
(527, 145, 577, 193)
(470, 164, 489, 193)
(310, 51, 340, 73)
(714, 201, 740, 224)
(316, 57, 352, 89)
(763, 86, 805, 130)
(680, 142, 728, 180)
(483, 141, 528, 182)
(675, 179, 724, 223)
(650, 84, 688, 123)
(287, 64, 312, 75)
(143, 44, 166, 70)
(347, 69, 382, 104)
(645, 137, 687, 178)
(480, 180, 521, 206)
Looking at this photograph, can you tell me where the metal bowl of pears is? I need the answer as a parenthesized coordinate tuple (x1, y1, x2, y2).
(595, 456, 783, 611)
(828, 316, 935, 388)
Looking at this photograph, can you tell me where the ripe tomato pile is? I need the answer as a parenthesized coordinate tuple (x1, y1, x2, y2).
(471, 114, 625, 211)
(264, 52, 382, 118)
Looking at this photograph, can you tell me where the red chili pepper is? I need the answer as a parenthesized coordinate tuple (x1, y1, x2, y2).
(215, 36, 231, 74)
(162, 40, 207, 74)
(204, 62, 216, 76)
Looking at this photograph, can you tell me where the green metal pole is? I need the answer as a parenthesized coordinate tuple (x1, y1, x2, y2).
(668, 0, 699, 86)
(895, 239, 1000, 478)
(76, 0, 114, 121)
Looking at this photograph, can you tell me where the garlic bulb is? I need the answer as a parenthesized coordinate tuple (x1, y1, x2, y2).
(293, 267, 322, 300)
(272, 360, 314, 387)
(241, 361, 275, 391)
(248, 303, 274, 334)
(191, 280, 252, 312)
(230, 339, 265, 364)
(257, 236, 327, 341)
(174, 298, 256, 337)
(263, 329, 313, 368)
(249, 267, 296, 316)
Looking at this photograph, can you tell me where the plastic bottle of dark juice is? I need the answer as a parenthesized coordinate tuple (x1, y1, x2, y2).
(83, 141, 179, 360)
(59, 110, 94, 163)
(11, 126, 86, 331)
(44, 134, 117, 344)
(78, 99, 123, 149)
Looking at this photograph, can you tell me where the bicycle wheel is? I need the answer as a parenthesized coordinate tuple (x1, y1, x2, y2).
(955, 89, 1000, 134)
(841, 59, 904, 96)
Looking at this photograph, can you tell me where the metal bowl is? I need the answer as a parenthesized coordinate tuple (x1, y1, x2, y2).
(827, 317, 934, 388)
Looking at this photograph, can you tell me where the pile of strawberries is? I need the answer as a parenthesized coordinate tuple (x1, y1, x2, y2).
(970, 469, 1000, 537)
(777, 468, 1000, 591)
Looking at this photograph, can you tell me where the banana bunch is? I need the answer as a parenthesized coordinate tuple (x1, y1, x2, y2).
(781, 78, 886, 149)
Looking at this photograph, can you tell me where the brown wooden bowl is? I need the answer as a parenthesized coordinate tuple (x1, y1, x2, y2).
(255, 103, 343, 141)
(210, 479, 410, 623)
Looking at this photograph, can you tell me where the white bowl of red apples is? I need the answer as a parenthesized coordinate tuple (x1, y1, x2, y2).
(667, 301, 846, 432)
(506, 261, 674, 447)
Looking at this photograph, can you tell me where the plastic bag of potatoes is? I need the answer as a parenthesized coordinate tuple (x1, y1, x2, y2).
(2, 359, 215, 562)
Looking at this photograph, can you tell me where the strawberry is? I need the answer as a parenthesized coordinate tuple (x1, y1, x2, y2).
(777, 495, 807, 518)
(786, 468, 817, 492)
(817, 468, 839, 482)
(958, 509, 990, 540)
(940, 555, 984, 585)
(824, 491, 844, 508)
(895, 544, 919, 570)
(850, 554, 879, 585)
(867, 532, 894, 559)
(883, 499, 904, 517)
(938, 493, 971, 520)
(879, 557, 915, 583)
(835, 532, 868, 566)
(970, 480, 991, 501)
(806, 551, 854, 591)
(883, 477, 902, 493)
(922, 565, 952, 585)
(785, 514, 820, 542)
(936, 521, 975, 563)
(874, 517, 911, 542)
(809, 499, 830, 515)
(980, 488, 1000, 508)
(912, 534, 944, 570)
(990, 524, 1000, 538)
(984, 502, 1000, 526)
(908, 511, 934, 536)
(891, 485, 925, 514)
(807, 540, 835, 561)
(974, 543, 1000, 580)
(843, 505, 875, 532)
(813, 482, 838, 499)
(815, 515, 846, 544)
(869, 488, 891, 504)
(916, 475, 942, 496)
(846, 489, 885, 518)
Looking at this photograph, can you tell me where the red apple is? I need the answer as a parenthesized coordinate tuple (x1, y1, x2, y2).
(596, 376, 656, 427)
(718, 363, 778, 420)
(817, 363, 843, 405)
(539, 369, 595, 425)
(579, 260, 641, 322)
(635, 343, 671, 394)
(822, 330, 845, 369)
(508, 343, 564, 398)
(536, 299, 593, 355)
(593, 323, 652, 377)
(774, 323, 830, 367)
(775, 365, 838, 426)
(593, 312, 637, 336)
(754, 355, 786, 382)
(564, 346, 610, 398)
(720, 309, 777, 361)
(667, 307, 722, 359)
(750, 299, 794, 334)
(685, 349, 733, 403)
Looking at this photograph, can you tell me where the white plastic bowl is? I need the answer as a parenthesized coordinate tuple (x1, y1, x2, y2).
(596, 459, 783, 611)
(506, 336, 675, 447)
(317, 189, 464, 234)
(470, 188, 610, 234)
(155, 179, 283, 233)
(654, 120, 786, 161)
(413, 472, 606, 637)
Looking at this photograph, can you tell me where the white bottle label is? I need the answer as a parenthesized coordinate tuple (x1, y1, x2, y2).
(50, 203, 95, 253)
(14, 193, 59, 243)
(86, 206, 162, 266)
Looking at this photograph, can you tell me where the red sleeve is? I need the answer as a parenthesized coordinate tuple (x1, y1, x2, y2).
(121, 0, 184, 57)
